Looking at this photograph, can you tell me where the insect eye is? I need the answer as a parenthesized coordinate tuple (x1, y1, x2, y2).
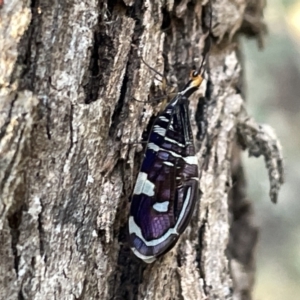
(192, 71, 198, 78)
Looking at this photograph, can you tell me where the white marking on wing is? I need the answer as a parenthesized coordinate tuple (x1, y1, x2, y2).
(166, 150, 197, 165)
(129, 187, 191, 247)
(163, 161, 174, 166)
(129, 216, 177, 247)
(147, 143, 197, 165)
(153, 125, 166, 136)
(182, 156, 198, 164)
(159, 116, 169, 122)
(164, 137, 185, 147)
(130, 248, 156, 264)
(133, 172, 155, 196)
(153, 201, 169, 212)
(147, 142, 159, 152)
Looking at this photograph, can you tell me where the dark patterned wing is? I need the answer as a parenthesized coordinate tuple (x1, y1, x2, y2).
(128, 94, 199, 263)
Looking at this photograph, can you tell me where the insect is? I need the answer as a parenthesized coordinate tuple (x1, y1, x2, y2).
(128, 1, 212, 264)
(128, 68, 206, 263)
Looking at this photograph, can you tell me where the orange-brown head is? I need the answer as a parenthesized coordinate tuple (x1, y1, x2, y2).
(180, 70, 204, 97)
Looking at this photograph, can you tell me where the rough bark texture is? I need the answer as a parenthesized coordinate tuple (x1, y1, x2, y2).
(0, 0, 283, 300)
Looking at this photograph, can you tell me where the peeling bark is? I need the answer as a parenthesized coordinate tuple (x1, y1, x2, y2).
(0, 0, 283, 299)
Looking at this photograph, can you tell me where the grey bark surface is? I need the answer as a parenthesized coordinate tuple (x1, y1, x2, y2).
(0, 0, 283, 300)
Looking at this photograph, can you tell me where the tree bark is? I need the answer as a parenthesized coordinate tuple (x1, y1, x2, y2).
(0, 0, 283, 299)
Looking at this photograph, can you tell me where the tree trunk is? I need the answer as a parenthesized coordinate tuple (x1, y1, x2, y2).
(0, 0, 283, 299)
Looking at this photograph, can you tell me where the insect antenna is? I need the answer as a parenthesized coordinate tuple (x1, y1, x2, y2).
(139, 56, 165, 82)
(197, 1, 213, 76)
(139, 55, 179, 92)
(130, 55, 177, 107)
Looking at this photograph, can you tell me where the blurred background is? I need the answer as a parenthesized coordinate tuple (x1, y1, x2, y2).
(242, 0, 300, 299)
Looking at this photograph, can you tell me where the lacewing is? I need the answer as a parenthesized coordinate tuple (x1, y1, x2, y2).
(128, 71, 204, 263)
